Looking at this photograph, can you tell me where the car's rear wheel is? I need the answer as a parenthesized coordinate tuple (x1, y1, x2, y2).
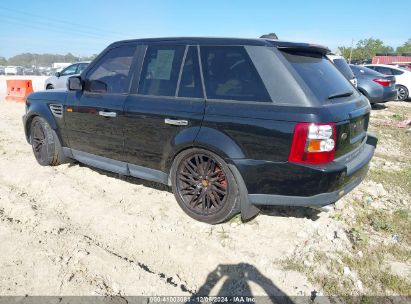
(171, 148, 240, 224)
(396, 85, 409, 101)
(30, 116, 65, 166)
(46, 84, 54, 90)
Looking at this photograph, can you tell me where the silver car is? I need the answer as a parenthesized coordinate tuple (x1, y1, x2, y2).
(45, 62, 89, 89)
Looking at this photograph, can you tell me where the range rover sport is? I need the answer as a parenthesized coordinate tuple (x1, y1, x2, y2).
(23, 37, 377, 224)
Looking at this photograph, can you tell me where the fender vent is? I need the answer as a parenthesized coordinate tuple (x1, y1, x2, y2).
(49, 104, 63, 118)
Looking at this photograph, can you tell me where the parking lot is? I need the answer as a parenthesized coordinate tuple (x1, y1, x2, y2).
(0, 76, 410, 297)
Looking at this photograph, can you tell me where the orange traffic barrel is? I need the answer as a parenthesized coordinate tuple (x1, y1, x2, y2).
(5, 80, 34, 103)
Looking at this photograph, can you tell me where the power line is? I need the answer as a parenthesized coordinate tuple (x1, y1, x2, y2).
(1, 15, 124, 41)
(0, 5, 126, 38)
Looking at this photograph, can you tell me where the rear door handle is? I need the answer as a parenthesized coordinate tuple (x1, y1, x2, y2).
(164, 118, 188, 126)
(99, 111, 117, 118)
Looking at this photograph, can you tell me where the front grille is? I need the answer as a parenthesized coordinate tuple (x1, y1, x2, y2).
(49, 104, 63, 118)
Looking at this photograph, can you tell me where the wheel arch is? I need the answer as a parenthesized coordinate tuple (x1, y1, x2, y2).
(164, 126, 246, 174)
(166, 129, 259, 221)
(24, 103, 60, 144)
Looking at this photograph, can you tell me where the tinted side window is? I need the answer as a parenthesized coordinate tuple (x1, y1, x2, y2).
(178, 46, 203, 98)
(138, 45, 185, 96)
(332, 58, 355, 79)
(200, 46, 271, 102)
(86, 45, 136, 94)
(61, 64, 77, 76)
(391, 68, 404, 75)
(375, 67, 393, 75)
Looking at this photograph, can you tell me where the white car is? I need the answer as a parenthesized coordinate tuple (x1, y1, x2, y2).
(44, 62, 89, 90)
(365, 64, 411, 101)
(327, 54, 357, 87)
(5, 66, 24, 75)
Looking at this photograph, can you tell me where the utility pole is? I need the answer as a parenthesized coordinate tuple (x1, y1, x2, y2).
(349, 38, 354, 64)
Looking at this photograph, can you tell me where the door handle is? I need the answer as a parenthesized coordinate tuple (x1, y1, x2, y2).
(99, 111, 117, 118)
(164, 118, 188, 126)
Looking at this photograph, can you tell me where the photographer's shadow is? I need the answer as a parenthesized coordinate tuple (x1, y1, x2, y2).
(190, 263, 294, 304)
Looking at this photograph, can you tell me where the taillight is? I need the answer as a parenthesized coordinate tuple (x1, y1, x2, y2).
(373, 78, 391, 87)
(288, 122, 336, 164)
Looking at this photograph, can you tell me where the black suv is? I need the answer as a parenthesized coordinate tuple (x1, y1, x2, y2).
(23, 37, 377, 224)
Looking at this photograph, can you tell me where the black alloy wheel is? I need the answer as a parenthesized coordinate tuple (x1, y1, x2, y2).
(177, 153, 228, 214)
(171, 149, 239, 224)
(31, 119, 48, 163)
(30, 116, 65, 166)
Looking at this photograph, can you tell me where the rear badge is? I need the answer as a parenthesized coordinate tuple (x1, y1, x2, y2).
(341, 133, 348, 140)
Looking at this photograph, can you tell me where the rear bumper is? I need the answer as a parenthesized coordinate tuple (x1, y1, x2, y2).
(368, 88, 397, 104)
(232, 133, 377, 207)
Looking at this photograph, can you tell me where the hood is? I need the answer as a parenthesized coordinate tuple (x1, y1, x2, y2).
(27, 89, 68, 102)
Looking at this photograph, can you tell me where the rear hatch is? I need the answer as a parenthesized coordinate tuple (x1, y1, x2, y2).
(278, 47, 370, 158)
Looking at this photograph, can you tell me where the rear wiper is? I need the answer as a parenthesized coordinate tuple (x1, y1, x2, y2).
(328, 91, 353, 99)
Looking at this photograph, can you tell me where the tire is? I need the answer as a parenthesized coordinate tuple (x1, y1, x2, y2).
(170, 148, 240, 224)
(396, 85, 409, 101)
(46, 84, 54, 90)
(30, 116, 65, 166)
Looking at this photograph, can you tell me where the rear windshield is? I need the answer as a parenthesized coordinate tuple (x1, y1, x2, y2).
(281, 50, 356, 103)
(332, 58, 355, 79)
(350, 65, 382, 77)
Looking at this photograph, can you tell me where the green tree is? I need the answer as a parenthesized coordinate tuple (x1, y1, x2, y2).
(338, 38, 395, 62)
(336, 46, 362, 62)
(355, 38, 393, 60)
(7, 53, 83, 67)
(396, 38, 411, 54)
(0, 56, 7, 65)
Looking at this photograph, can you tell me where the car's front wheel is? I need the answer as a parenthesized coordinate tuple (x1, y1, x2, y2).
(396, 85, 409, 101)
(30, 116, 65, 166)
(171, 148, 240, 224)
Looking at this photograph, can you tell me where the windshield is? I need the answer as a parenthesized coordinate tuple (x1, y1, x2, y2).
(280, 50, 356, 103)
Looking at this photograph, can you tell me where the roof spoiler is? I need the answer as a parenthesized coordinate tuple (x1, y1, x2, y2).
(276, 43, 330, 56)
(260, 33, 278, 40)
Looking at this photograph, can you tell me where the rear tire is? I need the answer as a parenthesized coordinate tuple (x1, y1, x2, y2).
(171, 148, 240, 224)
(396, 85, 408, 101)
(30, 116, 65, 166)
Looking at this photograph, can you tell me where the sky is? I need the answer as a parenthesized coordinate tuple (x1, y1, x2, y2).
(0, 0, 410, 58)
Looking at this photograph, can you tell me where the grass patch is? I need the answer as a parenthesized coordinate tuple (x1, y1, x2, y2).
(280, 257, 306, 273)
(375, 126, 411, 151)
(369, 167, 411, 194)
(342, 248, 411, 295)
(280, 201, 411, 295)
(388, 105, 411, 117)
(391, 113, 406, 121)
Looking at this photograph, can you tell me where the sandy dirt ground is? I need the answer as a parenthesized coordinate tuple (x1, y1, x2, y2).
(0, 76, 409, 297)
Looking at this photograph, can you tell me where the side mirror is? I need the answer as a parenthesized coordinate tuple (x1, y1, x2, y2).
(68, 76, 83, 91)
(55, 72, 61, 77)
(87, 80, 107, 93)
